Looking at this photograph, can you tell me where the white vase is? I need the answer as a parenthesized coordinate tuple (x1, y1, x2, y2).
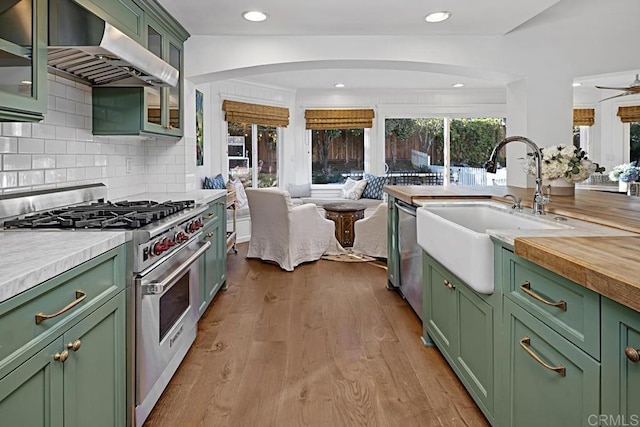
(542, 178, 575, 196)
(619, 181, 629, 194)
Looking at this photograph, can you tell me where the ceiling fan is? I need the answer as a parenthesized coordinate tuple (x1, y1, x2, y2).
(596, 74, 640, 102)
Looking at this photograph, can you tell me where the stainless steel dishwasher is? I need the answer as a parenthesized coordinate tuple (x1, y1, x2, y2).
(395, 200, 423, 320)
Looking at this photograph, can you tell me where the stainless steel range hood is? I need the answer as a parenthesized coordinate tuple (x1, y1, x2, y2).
(48, 0, 178, 87)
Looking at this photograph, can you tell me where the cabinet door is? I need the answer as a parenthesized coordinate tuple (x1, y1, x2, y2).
(601, 297, 640, 422)
(503, 298, 599, 427)
(423, 255, 458, 359)
(387, 197, 400, 287)
(456, 283, 494, 419)
(62, 292, 126, 427)
(0, 0, 47, 121)
(0, 338, 64, 427)
(143, 17, 166, 134)
(199, 220, 222, 316)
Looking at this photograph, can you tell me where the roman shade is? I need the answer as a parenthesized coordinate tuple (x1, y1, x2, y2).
(573, 108, 595, 126)
(222, 100, 289, 127)
(305, 109, 375, 130)
(617, 106, 640, 123)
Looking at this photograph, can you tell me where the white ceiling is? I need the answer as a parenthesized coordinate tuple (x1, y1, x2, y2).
(158, 0, 560, 37)
(157, 0, 639, 96)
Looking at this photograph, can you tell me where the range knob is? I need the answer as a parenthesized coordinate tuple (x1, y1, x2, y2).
(164, 237, 176, 247)
(188, 221, 200, 233)
(175, 232, 188, 243)
(152, 240, 167, 256)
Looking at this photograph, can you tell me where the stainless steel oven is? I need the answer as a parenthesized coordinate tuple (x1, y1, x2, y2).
(134, 234, 210, 426)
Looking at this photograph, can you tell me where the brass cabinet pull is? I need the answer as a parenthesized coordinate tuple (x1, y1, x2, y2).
(625, 346, 640, 363)
(206, 213, 214, 218)
(54, 350, 69, 363)
(36, 290, 87, 324)
(519, 336, 566, 377)
(443, 279, 456, 290)
(520, 281, 567, 311)
(206, 232, 214, 238)
(67, 340, 82, 352)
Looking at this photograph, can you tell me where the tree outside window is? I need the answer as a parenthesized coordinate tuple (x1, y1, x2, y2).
(311, 129, 364, 184)
(631, 122, 640, 165)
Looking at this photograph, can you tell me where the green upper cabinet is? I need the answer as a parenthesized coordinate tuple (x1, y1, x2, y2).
(0, 0, 47, 122)
(92, 3, 187, 138)
(73, 0, 144, 43)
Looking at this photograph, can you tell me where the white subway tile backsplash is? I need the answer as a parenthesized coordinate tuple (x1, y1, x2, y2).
(66, 141, 86, 154)
(1, 123, 31, 137)
(67, 168, 86, 181)
(32, 155, 56, 169)
(0, 172, 18, 188)
(0, 137, 17, 153)
(45, 169, 67, 184)
(66, 113, 85, 129)
(85, 167, 103, 179)
(66, 86, 85, 103)
(45, 139, 67, 154)
(76, 155, 94, 167)
(94, 155, 108, 166)
(19, 170, 44, 186)
(18, 138, 45, 153)
(86, 142, 102, 154)
(75, 128, 93, 142)
(44, 110, 67, 126)
(48, 80, 66, 97)
(55, 97, 76, 114)
(56, 126, 77, 141)
(76, 102, 91, 117)
(56, 155, 76, 168)
(3, 154, 32, 170)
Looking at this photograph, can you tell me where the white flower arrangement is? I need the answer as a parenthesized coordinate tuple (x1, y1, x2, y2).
(608, 162, 640, 183)
(523, 145, 604, 184)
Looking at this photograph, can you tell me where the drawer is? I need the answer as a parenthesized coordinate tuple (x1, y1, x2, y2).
(201, 199, 223, 228)
(502, 249, 600, 360)
(0, 245, 126, 372)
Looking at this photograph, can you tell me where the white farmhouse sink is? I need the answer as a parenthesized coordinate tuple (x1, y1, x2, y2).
(416, 202, 568, 294)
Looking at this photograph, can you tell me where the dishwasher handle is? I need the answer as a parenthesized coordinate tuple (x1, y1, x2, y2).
(395, 200, 417, 217)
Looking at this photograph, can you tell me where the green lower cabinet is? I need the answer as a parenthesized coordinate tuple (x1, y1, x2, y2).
(502, 298, 600, 427)
(198, 199, 227, 317)
(423, 253, 495, 423)
(601, 297, 640, 423)
(0, 291, 126, 427)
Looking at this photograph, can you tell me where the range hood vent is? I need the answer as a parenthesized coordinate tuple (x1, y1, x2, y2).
(48, 0, 178, 87)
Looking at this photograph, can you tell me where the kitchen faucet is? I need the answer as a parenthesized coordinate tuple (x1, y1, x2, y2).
(485, 136, 548, 215)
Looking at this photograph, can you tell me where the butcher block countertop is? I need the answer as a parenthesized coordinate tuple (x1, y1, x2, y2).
(385, 184, 640, 312)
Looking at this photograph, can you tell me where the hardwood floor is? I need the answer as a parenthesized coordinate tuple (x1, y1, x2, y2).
(144, 243, 489, 426)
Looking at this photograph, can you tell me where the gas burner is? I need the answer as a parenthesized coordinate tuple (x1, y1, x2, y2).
(3, 200, 196, 230)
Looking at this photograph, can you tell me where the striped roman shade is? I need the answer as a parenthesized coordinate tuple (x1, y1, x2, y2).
(617, 106, 640, 123)
(573, 108, 595, 126)
(305, 109, 375, 130)
(222, 100, 289, 127)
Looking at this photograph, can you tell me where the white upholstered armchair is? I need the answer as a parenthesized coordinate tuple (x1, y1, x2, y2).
(352, 202, 388, 258)
(245, 188, 343, 271)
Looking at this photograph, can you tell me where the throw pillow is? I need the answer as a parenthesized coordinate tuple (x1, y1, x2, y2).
(204, 173, 226, 189)
(341, 178, 368, 200)
(361, 173, 387, 200)
(287, 183, 311, 198)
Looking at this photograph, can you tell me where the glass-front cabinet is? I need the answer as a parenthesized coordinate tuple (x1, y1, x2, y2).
(143, 16, 182, 137)
(0, 0, 47, 122)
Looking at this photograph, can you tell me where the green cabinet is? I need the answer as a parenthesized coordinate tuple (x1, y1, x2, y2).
(73, 0, 145, 43)
(601, 297, 640, 422)
(0, 245, 127, 427)
(423, 252, 497, 423)
(386, 195, 400, 288)
(502, 298, 600, 427)
(0, 0, 47, 122)
(92, 4, 187, 138)
(198, 196, 227, 316)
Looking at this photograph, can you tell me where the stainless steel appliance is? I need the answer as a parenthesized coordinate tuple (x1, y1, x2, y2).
(0, 184, 209, 427)
(395, 200, 423, 320)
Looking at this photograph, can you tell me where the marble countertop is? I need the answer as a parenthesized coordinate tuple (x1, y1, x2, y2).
(116, 189, 227, 205)
(0, 230, 127, 304)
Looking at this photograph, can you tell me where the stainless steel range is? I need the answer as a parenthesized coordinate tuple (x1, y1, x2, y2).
(0, 184, 209, 426)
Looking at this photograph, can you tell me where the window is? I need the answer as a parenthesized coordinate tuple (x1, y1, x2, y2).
(631, 121, 640, 164)
(227, 122, 279, 188)
(311, 129, 365, 184)
(384, 117, 505, 185)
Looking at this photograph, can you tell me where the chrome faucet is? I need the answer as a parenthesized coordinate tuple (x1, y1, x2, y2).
(503, 194, 522, 211)
(485, 136, 548, 215)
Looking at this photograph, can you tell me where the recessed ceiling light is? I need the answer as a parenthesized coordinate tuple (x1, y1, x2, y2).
(334, 83, 345, 88)
(572, 82, 582, 87)
(425, 11, 452, 23)
(452, 83, 464, 88)
(242, 10, 268, 22)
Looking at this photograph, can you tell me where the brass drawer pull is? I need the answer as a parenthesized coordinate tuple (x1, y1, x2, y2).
(443, 279, 456, 290)
(36, 290, 87, 324)
(206, 213, 214, 218)
(519, 336, 566, 377)
(67, 340, 82, 352)
(520, 281, 567, 311)
(625, 346, 640, 363)
(206, 232, 214, 238)
(54, 350, 69, 363)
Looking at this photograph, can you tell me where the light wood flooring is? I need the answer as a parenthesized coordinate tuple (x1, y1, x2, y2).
(145, 243, 488, 426)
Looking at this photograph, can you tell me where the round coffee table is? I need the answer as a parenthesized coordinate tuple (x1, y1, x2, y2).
(324, 202, 367, 247)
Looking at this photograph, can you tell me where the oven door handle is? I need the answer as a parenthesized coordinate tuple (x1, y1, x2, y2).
(140, 241, 211, 295)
